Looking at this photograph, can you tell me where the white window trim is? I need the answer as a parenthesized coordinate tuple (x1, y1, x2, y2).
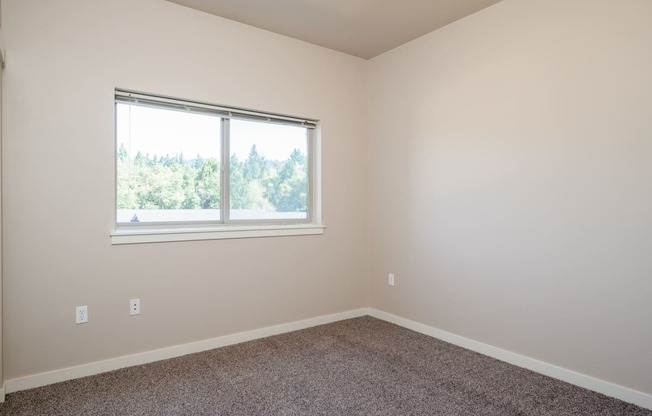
(111, 89, 323, 244)
(110, 224, 325, 245)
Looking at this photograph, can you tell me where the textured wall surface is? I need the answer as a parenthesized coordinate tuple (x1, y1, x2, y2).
(3, 0, 652, 401)
(367, 0, 652, 395)
(1, 0, 367, 380)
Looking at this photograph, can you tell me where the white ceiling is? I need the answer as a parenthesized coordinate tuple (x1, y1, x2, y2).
(166, 0, 503, 59)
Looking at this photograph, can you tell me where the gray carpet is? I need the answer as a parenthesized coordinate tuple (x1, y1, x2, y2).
(1, 317, 650, 415)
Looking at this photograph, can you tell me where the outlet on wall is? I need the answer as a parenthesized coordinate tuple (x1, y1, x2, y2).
(388, 273, 395, 286)
(130, 298, 141, 316)
(76, 305, 88, 324)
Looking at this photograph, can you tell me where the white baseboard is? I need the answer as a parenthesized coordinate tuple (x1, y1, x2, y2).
(367, 308, 652, 411)
(5, 307, 651, 411)
(5, 308, 367, 395)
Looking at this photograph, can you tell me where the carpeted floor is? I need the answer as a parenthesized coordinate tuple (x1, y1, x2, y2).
(1, 317, 650, 415)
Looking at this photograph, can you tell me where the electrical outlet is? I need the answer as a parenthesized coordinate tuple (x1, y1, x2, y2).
(388, 273, 395, 286)
(76, 305, 88, 324)
(130, 298, 141, 316)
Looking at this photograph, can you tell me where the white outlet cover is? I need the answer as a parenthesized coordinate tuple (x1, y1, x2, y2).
(130, 298, 141, 315)
(388, 274, 395, 286)
(76, 305, 88, 324)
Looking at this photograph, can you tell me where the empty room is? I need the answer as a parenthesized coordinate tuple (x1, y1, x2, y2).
(0, 0, 651, 414)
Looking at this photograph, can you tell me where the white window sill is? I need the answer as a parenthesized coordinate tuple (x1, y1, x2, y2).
(110, 224, 325, 245)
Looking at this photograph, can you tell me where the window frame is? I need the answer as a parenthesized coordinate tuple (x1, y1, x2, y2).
(111, 89, 323, 244)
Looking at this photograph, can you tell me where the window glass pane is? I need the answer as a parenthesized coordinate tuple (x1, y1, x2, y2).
(229, 119, 308, 220)
(116, 103, 221, 223)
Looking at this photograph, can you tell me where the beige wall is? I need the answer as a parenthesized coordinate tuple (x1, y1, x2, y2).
(3, 0, 652, 401)
(1, 0, 367, 380)
(367, 0, 652, 394)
